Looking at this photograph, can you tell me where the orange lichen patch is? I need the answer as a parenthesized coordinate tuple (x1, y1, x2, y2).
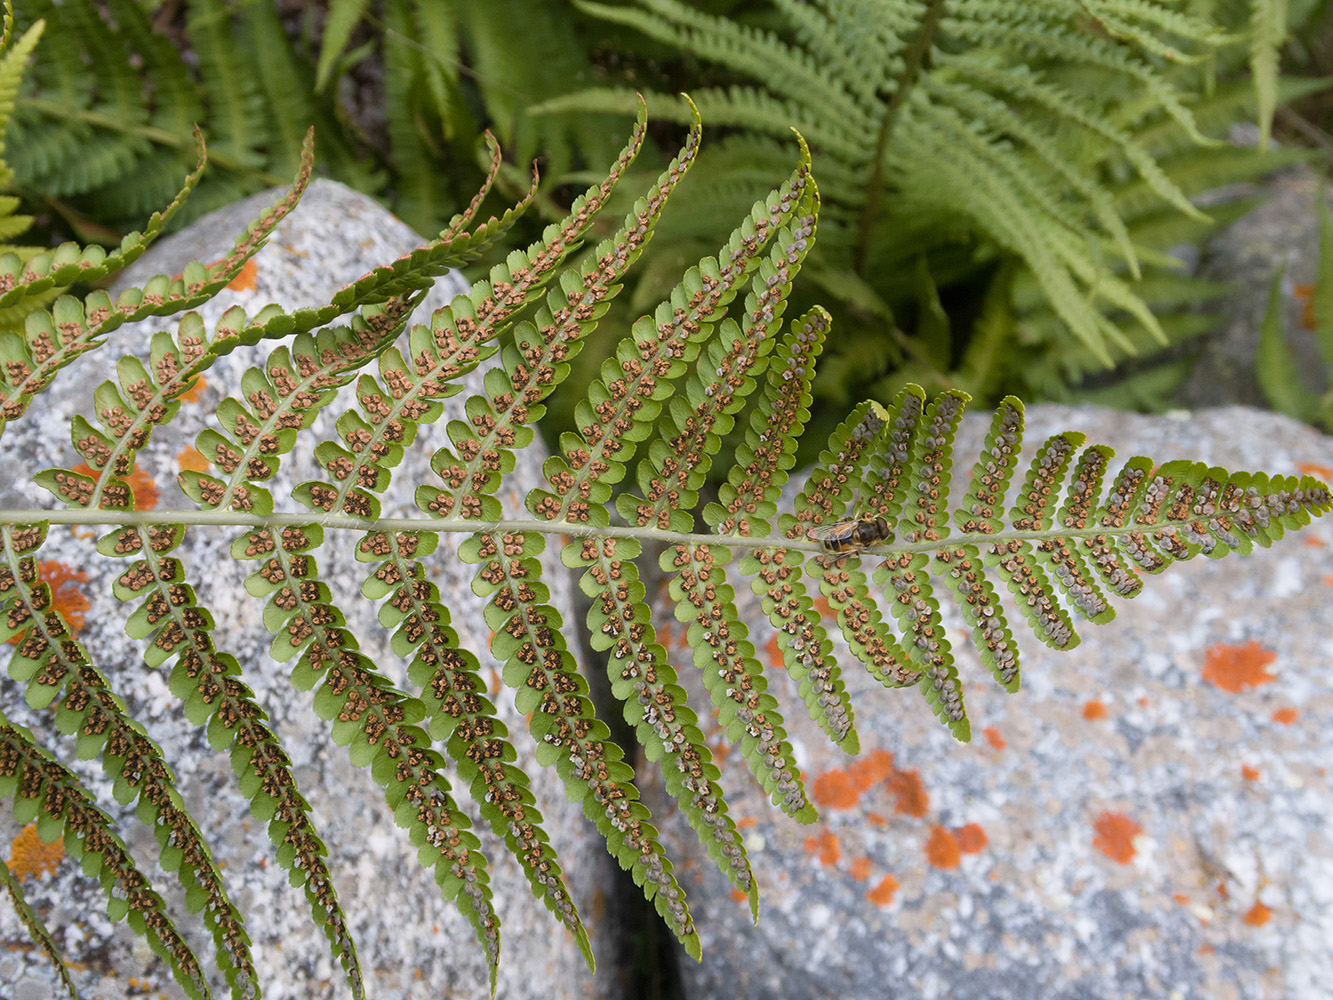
(1271, 707, 1299, 725)
(657, 623, 675, 649)
(177, 445, 212, 474)
(736, 816, 757, 829)
(179, 375, 207, 403)
(925, 825, 961, 869)
(764, 635, 784, 669)
(803, 828, 841, 867)
(1173, 893, 1191, 905)
(848, 856, 873, 882)
(6, 825, 64, 881)
(1241, 764, 1261, 782)
(1202, 640, 1278, 692)
(227, 257, 259, 292)
(487, 667, 501, 696)
(955, 823, 988, 854)
(1092, 811, 1143, 864)
(1292, 283, 1317, 331)
(7, 561, 91, 645)
(1325, 575, 1333, 587)
(1304, 535, 1328, 547)
(1199, 943, 1216, 956)
(865, 812, 888, 827)
(886, 768, 929, 818)
(811, 748, 894, 811)
(730, 888, 747, 904)
(867, 873, 900, 906)
(1137, 696, 1150, 708)
(1243, 901, 1273, 926)
(1082, 700, 1108, 720)
(812, 770, 860, 811)
(849, 748, 894, 788)
(983, 726, 1006, 750)
(811, 595, 834, 620)
(1296, 461, 1333, 480)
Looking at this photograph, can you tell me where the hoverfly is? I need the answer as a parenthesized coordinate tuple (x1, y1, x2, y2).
(806, 512, 891, 554)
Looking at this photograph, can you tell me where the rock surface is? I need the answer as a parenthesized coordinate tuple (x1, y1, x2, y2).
(0, 181, 624, 999)
(645, 404, 1333, 1000)
(1177, 168, 1331, 412)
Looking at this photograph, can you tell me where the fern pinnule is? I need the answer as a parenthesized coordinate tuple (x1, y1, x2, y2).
(0, 712, 210, 1000)
(459, 527, 699, 956)
(724, 308, 859, 752)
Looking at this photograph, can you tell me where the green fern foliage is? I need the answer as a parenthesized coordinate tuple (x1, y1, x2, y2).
(539, 0, 1314, 411)
(1, 39, 1330, 1000)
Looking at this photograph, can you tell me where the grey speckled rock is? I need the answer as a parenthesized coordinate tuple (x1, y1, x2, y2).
(645, 404, 1333, 1000)
(0, 181, 624, 999)
(1177, 169, 1331, 411)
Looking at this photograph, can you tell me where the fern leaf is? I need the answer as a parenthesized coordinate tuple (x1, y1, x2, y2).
(315, 0, 372, 93)
(0, 13, 40, 186)
(1248, 0, 1287, 148)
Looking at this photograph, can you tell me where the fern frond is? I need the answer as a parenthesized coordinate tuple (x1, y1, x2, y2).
(3, 106, 1332, 993)
(0, 13, 40, 188)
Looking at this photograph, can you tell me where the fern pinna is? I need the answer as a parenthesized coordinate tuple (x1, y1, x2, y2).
(2, 93, 1331, 1000)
